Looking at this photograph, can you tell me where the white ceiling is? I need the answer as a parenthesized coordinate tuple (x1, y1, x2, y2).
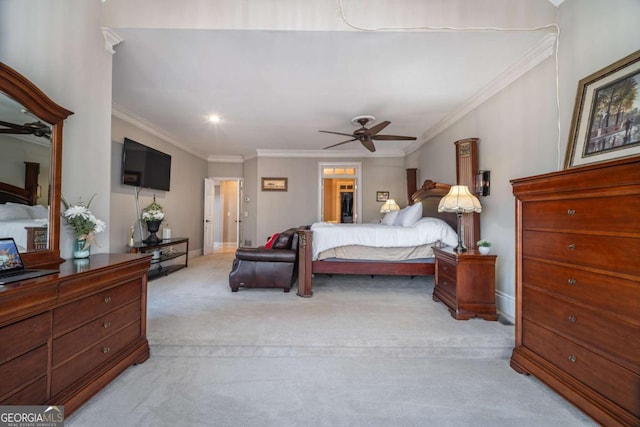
(108, 2, 559, 160)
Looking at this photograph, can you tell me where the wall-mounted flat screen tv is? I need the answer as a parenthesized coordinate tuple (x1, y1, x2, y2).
(121, 137, 171, 191)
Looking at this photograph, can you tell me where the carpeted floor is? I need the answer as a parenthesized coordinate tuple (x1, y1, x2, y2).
(65, 253, 595, 426)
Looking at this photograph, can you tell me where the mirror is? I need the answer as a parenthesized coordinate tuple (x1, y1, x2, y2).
(0, 62, 73, 268)
(0, 93, 52, 251)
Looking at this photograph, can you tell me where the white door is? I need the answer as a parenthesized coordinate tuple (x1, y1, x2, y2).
(203, 178, 215, 255)
(206, 178, 243, 253)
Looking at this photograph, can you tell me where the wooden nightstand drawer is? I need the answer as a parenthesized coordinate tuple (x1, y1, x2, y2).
(437, 258, 457, 282)
(53, 279, 141, 336)
(52, 300, 141, 367)
(522, 230, 640, 276)
(522, 259, 639, 320)
(523, 286, 639, 369)
(523, 320, 640, 417)
(522, 196, 639, 233)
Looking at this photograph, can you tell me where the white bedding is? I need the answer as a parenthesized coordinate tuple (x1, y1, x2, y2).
(0, 203, 49, 251)
(0, 219, 48, 251)
(311, 217, 458, 260)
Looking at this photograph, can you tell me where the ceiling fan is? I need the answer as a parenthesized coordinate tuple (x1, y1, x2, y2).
(319, 115, 416, 152)
(0, 119, 51, 139)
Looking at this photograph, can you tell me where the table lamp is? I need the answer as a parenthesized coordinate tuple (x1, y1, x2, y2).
(438, 185, 482, 252)
(380, 199, 400, 213)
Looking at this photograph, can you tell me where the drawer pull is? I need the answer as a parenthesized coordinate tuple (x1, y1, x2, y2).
(568, 355, 576, 363)
(567, 278, 576, 286)
(102, 347, 110, 354)
(103, 321, 111, 329)
(567, 209, 576, 215)
(442, 266, 448, 271)
(567, 244, 576, 250)
(104, 296, 112, 303)
(443, 281, 448, 286)
(568, 315, 577, 323)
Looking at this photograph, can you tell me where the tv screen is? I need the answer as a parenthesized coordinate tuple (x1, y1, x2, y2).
(121, 138, 171, 191)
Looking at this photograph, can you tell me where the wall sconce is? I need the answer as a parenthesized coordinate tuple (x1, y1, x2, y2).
(475, 170, 490, 197)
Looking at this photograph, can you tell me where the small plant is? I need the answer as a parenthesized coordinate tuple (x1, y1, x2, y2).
(477, 240, 492, 247)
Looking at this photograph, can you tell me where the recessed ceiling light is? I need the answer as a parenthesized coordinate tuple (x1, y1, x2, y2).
(208, 114, 221, 123)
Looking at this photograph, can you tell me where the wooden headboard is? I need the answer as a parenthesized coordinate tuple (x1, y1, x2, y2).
(0, 162, 40, 205)
(410, 180, 457, 232)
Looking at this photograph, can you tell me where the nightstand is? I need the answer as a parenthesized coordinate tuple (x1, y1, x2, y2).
(432, 246, 497, 321)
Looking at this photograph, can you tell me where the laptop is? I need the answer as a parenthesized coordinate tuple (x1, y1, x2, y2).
(0, 237, 58, 285)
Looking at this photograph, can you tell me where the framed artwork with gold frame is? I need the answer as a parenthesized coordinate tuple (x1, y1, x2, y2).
(261, 177, 288, 191)
(565, 49, 640, 168)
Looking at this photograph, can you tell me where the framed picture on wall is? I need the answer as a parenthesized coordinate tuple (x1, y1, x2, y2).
(565, 49, 640, 168)
(261, 177, 288, 191)
(376, 191, 389, 202)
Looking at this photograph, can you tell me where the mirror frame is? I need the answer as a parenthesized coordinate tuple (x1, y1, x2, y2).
(0, 62, 73, 268)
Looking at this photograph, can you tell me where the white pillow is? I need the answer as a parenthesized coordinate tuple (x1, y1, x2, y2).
(381, 210, 399, 225)
(25, 204, 48, 219)
(394, 203, 423, 227)
(0, 204, 31, 220)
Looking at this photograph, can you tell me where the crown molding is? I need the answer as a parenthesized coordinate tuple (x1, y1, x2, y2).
(102, 27, 123, 54)
(111, 103, 208, 160)
(255, 149, 405, 158)
(208, 155, 244, 163)
(405, 32, 557, 155)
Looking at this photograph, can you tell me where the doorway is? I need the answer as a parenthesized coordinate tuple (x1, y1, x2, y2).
(204, 178, 243, 255)
(319, 162, 361, 223)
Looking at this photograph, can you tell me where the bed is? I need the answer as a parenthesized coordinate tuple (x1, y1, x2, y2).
(296, 180, 465, 297)
(0, 162, 49, 251)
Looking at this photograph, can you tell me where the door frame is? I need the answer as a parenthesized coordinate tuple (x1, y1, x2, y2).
(318, 162, 362, 223)
(205, 177, 243, 254)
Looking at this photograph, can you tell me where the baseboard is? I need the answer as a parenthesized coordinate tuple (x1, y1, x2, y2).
(496, 290, 515, 324)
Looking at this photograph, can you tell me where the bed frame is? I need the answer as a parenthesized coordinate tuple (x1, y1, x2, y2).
(296, 180, 462, 297)
(0, 162, 47, 250)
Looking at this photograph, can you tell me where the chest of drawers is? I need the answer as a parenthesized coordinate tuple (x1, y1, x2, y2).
(510, 157, 640, 426)
(0, 253, 150, 416)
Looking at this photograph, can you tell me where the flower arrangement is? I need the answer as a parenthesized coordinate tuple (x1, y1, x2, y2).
(141, 200, 165, 223)
(477, 240, 492, 247)
(62, 195, 106, 247)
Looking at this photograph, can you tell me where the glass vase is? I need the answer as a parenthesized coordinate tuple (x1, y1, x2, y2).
(73, 238, 91, 259)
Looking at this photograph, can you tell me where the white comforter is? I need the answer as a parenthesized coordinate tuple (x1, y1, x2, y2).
(311, 217, 458, 260)
(0, 219, 48, 251)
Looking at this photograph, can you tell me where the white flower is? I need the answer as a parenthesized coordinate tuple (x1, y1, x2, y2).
(64, 205, 90, 220)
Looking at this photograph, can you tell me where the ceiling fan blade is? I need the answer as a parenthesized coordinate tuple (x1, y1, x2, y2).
(0, 120, 25, 130)
(361, 137, 376, 152)
(323, 138, 357, 149)
(319, 130, 355, 137)
(371, 135, 417, 141)
(366, 121, 390, 136)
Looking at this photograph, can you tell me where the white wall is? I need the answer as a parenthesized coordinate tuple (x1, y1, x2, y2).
(409, 0, 640, 319)
(110, 116, 209, 253)
(0, 0, 114, 257)
(253, 156, 406, 246)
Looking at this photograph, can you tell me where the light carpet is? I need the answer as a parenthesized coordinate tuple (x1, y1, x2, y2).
(65, 253, 595, 426)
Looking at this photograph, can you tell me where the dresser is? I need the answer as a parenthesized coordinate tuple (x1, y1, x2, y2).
(510, 157, 640, 426)
(433, 246, 497, 321)
(0, 253, 151, 416)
